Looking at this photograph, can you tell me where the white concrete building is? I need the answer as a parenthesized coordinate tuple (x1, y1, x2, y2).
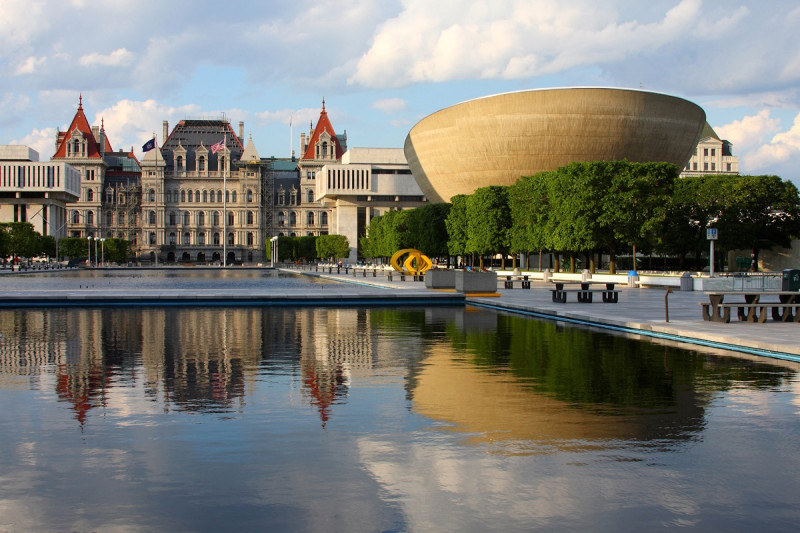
(0, 145, 81, 238)
(681, 122, 739, 177)
(318, 148, 427, 262)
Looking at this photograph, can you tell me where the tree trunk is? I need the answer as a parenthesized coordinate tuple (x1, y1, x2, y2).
(609, 251, 616, 275)
(588, 253, 595, 274)
(569, 253, 576, 273)
(554, 254, 560, 273)
(751, 247, 760, 272)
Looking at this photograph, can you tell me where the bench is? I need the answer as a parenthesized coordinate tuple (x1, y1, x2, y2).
(502, 275, 531, 289)
(701, 292, 800, 323)
(551, 282, 619, 303)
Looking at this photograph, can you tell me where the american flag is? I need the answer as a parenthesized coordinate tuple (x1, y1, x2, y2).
(210, 139, 225, 154)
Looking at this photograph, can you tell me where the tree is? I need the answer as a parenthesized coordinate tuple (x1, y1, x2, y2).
(716, 175, 800, 271)
(465, 186, 510, 268)
(3, 222, 41, 259)
(445, 195, 469, 260)
(102, 238, 130, 264)
(57, 237, 90, 261)
(508, 172, 552, 268)
(316, 234, 350, 262)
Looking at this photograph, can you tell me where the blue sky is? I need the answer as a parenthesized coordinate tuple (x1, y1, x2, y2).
(2, 0, 800, 184)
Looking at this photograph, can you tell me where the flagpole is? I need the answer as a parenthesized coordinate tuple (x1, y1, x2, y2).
(153, 133, 159, 266)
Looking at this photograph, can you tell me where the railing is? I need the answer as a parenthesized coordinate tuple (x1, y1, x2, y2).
(721, 272, 782, 291)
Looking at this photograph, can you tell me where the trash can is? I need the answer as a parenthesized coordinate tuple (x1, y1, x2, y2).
(782, 269, 800, 291)
(627, 270, 639, 288)
(680, 272, 693, 291)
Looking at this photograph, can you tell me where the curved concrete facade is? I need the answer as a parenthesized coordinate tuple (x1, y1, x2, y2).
(404, 88, 706, 203)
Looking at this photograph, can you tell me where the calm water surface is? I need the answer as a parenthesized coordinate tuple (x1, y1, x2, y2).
(0, 272, 799, 532)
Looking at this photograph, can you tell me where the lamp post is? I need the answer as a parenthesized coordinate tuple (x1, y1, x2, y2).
(87, 236, 92, 267)
(101, 238, 105, 267)
(94, 236, 99, 268)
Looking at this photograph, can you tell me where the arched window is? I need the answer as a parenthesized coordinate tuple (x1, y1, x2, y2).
(187, 190, 193, 202)
(198, 212, 205, 226)
(232, 191, 237, 203)
(321, 141, 328, 157)
(169, 212, 176, 226)
(149, 189, 155, 202)
(203, 190, 208, 202)
(227, 211, 234, 226)
(149, 232, 156, 244)
(169, 232, 176, 245)
(198, 156, 205, 171)
(225, 190, 230, 203)
(71, 210, 80, 224)
(199, 232, 206, 245)
(183, 232, 190, 245)
(227, 232, 234, 245)
(149, 211, 156, 224)
(87, 211, 94, 224)
(247, 232, 254, 246)
(195, 190, 200, 203)
(183, 211, 190, 226)
(176, 156, 183, 170)
(87, 189, 93, 202)
(213, 232, 220, 245)
(246, 211, 254, 225)
(213, 211, 220, 226)
(217, 190, 223, 202)
(307, 211, 314, 225)
(278, 211, 285, 226)
(246, 189, 253, 203)
(321, 212, 328, 225)
(181, 190, 186, 203)
(289, 212, 296, 226)
(307, 190, 314, 203)
(106, 212, 113, 226)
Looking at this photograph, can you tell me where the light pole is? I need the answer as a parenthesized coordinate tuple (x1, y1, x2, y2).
(94, 236, 99, 268)
(87, 236, 92, 267)
(101, 238, 106, 267)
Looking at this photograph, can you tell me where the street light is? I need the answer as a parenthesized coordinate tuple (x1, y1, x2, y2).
(87, 236, 92, 267)
(94, 237, 99, 268)
(101, 238, 105, 267)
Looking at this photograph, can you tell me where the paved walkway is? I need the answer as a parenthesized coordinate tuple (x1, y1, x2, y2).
(304, 269, 800, 360)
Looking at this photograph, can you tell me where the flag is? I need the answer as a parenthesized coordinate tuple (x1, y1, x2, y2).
(210, 139, 225, 154)
(142, 138, 156, 152)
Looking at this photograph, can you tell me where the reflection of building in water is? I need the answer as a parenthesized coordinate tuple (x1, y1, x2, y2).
(143, 308, 264, 410)
(293, 308, 374, 426)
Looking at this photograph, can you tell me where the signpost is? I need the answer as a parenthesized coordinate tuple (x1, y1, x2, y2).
(707, 228, 718, 277)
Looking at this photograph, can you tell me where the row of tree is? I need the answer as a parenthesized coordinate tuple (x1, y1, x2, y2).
(359, 161, 800, 273)
(0, 222, 131, 264)
(272, 234, 350, 263)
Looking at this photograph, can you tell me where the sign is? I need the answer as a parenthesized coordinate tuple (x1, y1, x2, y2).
(707, 228, 718, 240)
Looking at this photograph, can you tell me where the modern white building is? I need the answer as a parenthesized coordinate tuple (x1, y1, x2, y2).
(681, 122, 739, 177)
(317, 148, 427, 262)
(0, 145, 81, 238)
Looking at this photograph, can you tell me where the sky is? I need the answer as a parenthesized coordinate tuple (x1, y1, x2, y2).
(2, 0, 800, 184)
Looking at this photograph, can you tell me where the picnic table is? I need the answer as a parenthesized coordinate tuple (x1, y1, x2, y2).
(550, 281, 619, 303)
(701, 291, 800, 323)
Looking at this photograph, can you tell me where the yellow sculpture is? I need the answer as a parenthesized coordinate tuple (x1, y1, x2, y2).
(390, 249, 433, 275)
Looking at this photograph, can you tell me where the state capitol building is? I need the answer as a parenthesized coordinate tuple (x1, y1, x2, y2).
(27, 97, 426, 264)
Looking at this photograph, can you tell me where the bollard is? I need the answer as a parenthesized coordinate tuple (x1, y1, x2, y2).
(664, 287, 672, 322)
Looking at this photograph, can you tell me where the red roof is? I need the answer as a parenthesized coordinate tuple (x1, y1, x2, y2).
(301, 100, 344, 160)
(52, 95, 108, 159)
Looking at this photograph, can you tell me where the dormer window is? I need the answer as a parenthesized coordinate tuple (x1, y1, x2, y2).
(176, 156, 183, 170)
(198, 156, 205, 171)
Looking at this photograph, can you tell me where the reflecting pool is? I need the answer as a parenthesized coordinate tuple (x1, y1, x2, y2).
(1, 304, 799, 532)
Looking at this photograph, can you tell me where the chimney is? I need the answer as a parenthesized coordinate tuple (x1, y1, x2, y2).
(238, 121, 244, 140)
(163, 121, 169, 144)
(92, 126, 100, 142)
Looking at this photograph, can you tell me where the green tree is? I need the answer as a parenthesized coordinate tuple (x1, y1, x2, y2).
(465, 186, 510, 269)
(3, 222, 41, 259)
(297, 236, 318, 261)
(414, 203, 451, 260)
(508, 172, 553, 268)
(102, 238, 130, 264)
(445, 195, 469, 260)
(57, 237, 90, 261)
(316, 234, 350, 262)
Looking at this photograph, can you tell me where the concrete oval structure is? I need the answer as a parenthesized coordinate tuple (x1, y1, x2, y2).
(404, 87, 706, 203)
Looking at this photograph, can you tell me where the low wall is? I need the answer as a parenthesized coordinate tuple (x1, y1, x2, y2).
(425, 269, 456, 289)
(455, 271, 497, 293)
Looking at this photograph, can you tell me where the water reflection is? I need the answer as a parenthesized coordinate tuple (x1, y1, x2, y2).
(0, 305, 799, 531)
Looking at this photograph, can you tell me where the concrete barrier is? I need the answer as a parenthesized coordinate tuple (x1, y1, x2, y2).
(425, 269, 456, 289)
(455, 271, 497, 293)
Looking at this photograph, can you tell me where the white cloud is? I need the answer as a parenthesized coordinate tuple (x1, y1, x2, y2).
(717, 110, 800, 176)
(14, 56, 46, 75)
(79, 48, 135, 68)
(10, 127, 57, 161)
(372, 98, 406, 113)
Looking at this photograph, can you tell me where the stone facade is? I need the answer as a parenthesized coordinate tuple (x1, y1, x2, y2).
(680, 122, 739, 177)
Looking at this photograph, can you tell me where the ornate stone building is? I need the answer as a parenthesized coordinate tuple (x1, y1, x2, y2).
(680, 122, 739, 177)
(139, 119, 270, 265)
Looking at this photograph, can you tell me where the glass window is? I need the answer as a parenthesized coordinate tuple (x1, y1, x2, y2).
(198, 212, 205, 226)
(169, 232, 176, 245)
(246, 211, 254, 225)
(149, 211, 156, 224)
(198, 156, 205, 171)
